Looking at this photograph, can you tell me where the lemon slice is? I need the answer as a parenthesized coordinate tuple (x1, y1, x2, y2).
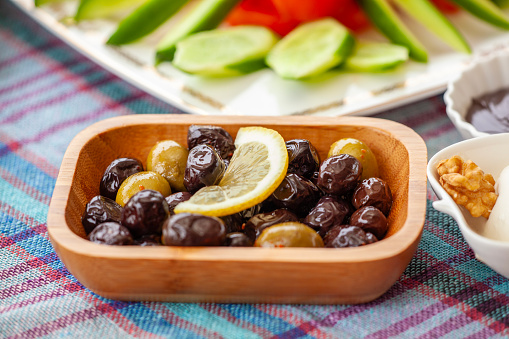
(174, 127, 288, 216)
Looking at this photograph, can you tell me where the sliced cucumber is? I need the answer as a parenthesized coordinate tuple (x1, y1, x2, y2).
(265, 18, 354, 80)
(449, 0, 509, 29)
(75, 0, 146, 21)
(155, 0, 242, 63)
(358, 0, 428, 62)
(35, 0, 68, 6)
(343, 42, 408, 72)
(392, 0, 471, 54)
(172, 25, 278, 77)
(107, 0, 189, 45)
(493, 0, 509, 8)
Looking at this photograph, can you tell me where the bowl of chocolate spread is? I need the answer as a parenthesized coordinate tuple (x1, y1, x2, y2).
(444, 51, 509, 139)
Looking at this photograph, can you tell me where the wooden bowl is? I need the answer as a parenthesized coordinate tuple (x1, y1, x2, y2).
(48, 115, 427, 304)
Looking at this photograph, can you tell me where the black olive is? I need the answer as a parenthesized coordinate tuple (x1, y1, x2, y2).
(225, 232, 253, 247)
(244, 208, 299, 240)
(324, 225, 377, 248)
(121, 189, 169, 238)
(133, 234, 162, 246)
(349, 206, 389, 240)
(317, 154, 362, 196)
(352, 177, 393, 216)
(286, 139, 320, 179)
(162, 213, 226, 246)
(88, 222, 133, 245)
(100, 157, 143, 200)
(184, 144, 226, 194)
(187, 125, 236, 160)
(268, 173, 322, 217)
(81, 195, 123, 235)
(165, 191, 193, 215)
(303, 196, 351, 237)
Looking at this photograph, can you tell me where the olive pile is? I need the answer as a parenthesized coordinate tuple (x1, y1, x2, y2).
(82, 125, 393, 248)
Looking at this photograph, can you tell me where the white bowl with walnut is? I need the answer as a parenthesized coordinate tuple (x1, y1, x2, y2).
(428, 133, 509, 279)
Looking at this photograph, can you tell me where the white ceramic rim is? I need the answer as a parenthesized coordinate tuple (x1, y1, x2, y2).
(443, 51, 509, 139)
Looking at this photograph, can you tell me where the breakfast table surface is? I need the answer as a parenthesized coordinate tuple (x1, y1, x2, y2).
(2, 1, 509, 338)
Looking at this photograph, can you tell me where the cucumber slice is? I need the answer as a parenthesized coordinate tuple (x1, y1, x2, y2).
(35, 0, 68, 6)
(75, 0, 146, 21)
(155, 0, 242, 63)
(493, 0, 509, 8)
(392, 0, 471, 54)
(343, 42, 409, 72)
(449, 0, 509, 29)
(107, 0, 189, 45)
(172, 26, 278, 77)
(265, 18, 354, 80)
(358, 0, 428, 62)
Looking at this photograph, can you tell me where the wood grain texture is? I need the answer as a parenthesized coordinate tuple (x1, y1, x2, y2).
(47, 115, 428, 304)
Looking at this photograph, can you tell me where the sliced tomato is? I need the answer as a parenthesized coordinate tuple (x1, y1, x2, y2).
(225, 0, 299, 36)
(225, 0, 371, 35)
(430, 0, 460, 14)
(272, 0, 370, 31)
(333, 0, 371, 32)
(271, 0, 340, 22)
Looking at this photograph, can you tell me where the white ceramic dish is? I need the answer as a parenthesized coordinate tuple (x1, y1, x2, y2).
(428, 133, 509, 279)
(11, 0, 509, 116)
(444, 51, 509, 139)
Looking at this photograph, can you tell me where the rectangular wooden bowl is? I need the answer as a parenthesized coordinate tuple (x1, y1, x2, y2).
(48, 114, 427, 304)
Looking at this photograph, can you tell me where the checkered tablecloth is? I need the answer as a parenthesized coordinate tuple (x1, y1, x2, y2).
(1, 1, 508, 338)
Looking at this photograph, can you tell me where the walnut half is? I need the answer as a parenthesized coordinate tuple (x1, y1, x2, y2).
(436, 155, 498, 218)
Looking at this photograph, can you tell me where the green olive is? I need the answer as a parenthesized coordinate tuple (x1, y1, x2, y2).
(327, 138, 379, 180)
(116, 171, 171, 207)
(254, 222, 324, 248)
(146, 140, 189, 192)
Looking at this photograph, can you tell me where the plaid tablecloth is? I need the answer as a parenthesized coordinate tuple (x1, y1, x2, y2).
(2, 1, 509, 338)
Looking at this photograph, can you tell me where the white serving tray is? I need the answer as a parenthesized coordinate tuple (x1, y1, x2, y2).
(11, 0, 509, 116)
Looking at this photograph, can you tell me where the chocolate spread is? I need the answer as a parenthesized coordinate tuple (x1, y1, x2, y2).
(466, 88, 509, 133)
